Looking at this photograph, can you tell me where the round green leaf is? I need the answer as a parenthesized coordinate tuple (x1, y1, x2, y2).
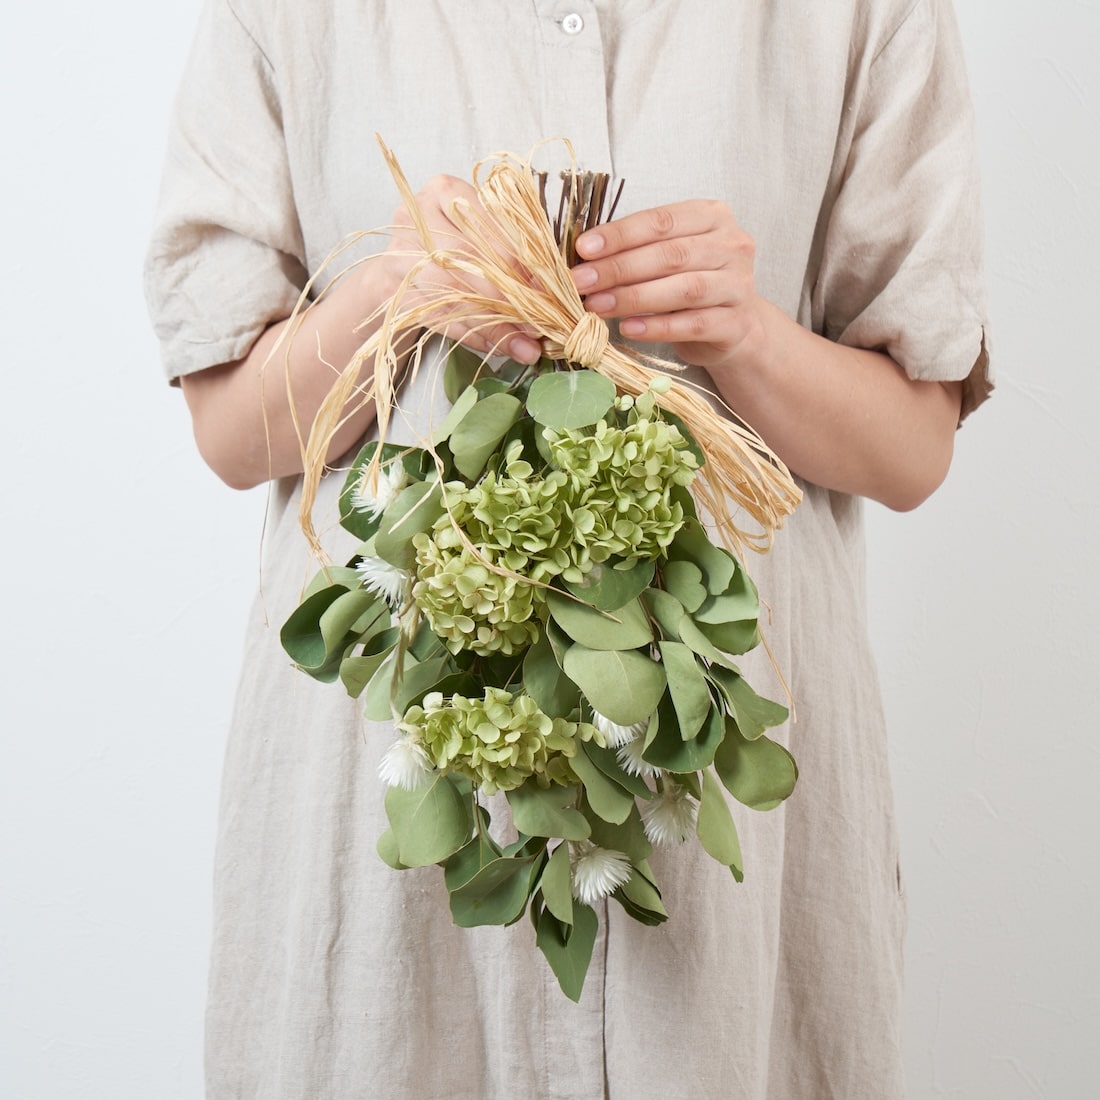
(643, 695, 724, 773)
(448, 855, 538, 927)
(547, 591, 653, 651)
(563, 560, 654, 612)
(658, 640, 712, 740)
(442, 343, 486, 404)
(373, 479, 445, 567)
(569, 744, 635, 824)
(535, 902, 599, 1003)
(523, 634, 581, 718)
(384, 775, 471, 867)
(526, 370, 616, 429)
(697, 769, 744, 879)
(506, 781, 591, 841)
(450, 392, 522, 479)
(539, 842, 574, 925)
(563, 645, 666, 726)
(713, 724, 798, 811)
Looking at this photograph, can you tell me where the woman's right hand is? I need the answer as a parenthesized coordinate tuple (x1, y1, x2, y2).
(382, 174, 543, 365)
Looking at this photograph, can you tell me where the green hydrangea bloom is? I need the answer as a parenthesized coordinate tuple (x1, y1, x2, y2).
(545, 411, 698, 567)
(411, 523, 543, 657)
(399, 688, 601, 794)
(445, 451, 582, 583)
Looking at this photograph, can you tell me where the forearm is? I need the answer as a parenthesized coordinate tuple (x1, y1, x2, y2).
(181, 261, 400, 490)
(706, 299, 963, 511)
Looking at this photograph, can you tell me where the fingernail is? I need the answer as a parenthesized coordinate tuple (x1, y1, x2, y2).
(620, 319, 646, 337)
(509, 336, 542, 364)
(586, 292, 615, 314)
(576, 232, 605, 257)
(573, 266, 597, 289)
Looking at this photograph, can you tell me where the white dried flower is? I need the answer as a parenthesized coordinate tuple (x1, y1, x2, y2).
(378, 734, 433, 790)
(356, 556, 411, 610)
(352, 460, 409, 520)
(615, 735, 661, 779)
(569, 841, 632, 906)
(641, 780, 698, 846)
(590, 708, 647, 749)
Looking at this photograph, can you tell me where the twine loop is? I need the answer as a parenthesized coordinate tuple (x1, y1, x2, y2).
(562, 310, 610, 368)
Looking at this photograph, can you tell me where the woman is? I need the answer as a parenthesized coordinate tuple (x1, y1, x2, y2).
(146, 1, 990, 1096)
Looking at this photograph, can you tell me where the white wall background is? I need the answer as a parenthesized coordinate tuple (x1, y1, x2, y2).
(1, 2, 1096, 1097)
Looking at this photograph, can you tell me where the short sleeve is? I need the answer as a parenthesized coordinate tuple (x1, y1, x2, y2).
(144, 0, 307, 383)
(812, 0, 992, 421)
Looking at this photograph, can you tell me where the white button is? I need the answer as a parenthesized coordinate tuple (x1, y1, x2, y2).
(560, 12, 584, 35)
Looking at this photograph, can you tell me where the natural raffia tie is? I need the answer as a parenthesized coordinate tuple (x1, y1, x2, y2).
(559, 311, 610, 369)
(289, 138, 802, 562)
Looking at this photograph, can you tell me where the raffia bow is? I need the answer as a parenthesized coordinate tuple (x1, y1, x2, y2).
(291, 139, 801, 560)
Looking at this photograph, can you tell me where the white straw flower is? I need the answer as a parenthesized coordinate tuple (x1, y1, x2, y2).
(352, 460, 408, 520)
(641, 780, 698, 846)
(590, 707, 648, 749)
(356, 556, 411, 610)
(615, 735, 661, 779)
(378, 733, 434, 790)
(569, 841, 632, 906)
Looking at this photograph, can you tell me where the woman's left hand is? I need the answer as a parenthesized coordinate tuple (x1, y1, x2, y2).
(571, 200, 764, 372)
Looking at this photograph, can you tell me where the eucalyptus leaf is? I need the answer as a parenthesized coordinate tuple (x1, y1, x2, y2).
(709, 667, 790, 740)
(563, 560, 654, 612)
(658, 640, 712, 741)
(563, 646, 666, 726)
(662, 560, 707, 613)
(642, 588, 686, 640)
(448, 855, 538, 927)
(535, 902, 599, 1003)
(392, 657, 459, 713)
(450, 392, 523, 480)
(713, 723, 799, 811)
(545, 619, 573, 669)
(547, 591, 653, 651)
(376, 828, 409, 870)
(643, 695, 725, 773)
(667, 520, 735, 594)
(696, 616, 760, 656)
(696, 559, 759, 623)
(697, 769, 745, 879)
(374, 480, 445, 568)
(539, 842, 574, 925)
(507, 781, 591, 841)
(676, 612, 742, 672)
(527, 370, 616, 429)
(443, 826, 503, 892)
(384, 775, 471, 867)
(431, 385, 479, 447)
(339, 640, 397, 699)
(523, 634, 581, 718)
(580, 741, 653, 799)
(281, 585, 348, 673)
(585, 803, 652, 865)
(615, 864, 669, 923)
(303, 566, 362, 601)
(442, 343, 486, 404)
(569, 744, 636, 824)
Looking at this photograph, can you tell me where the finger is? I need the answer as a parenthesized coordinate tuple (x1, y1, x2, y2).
(585, 270, 748, 320)
(618, 306, 749, 350)
(574, 200, 729, 260)
(573, 234, 739, 296)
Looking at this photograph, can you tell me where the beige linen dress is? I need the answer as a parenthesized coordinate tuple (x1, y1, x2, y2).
(146, 2, 991, 1097)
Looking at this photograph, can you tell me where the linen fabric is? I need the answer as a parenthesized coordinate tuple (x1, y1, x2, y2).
(145, 2, 991, 1097)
